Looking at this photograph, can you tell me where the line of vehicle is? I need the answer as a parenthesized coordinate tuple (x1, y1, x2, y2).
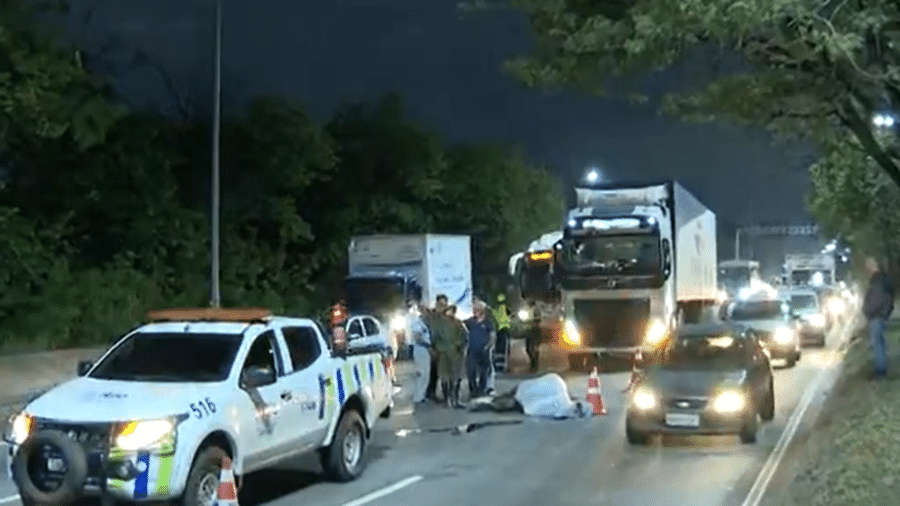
(740, 319, 855, 506)
(338, 475, 423, 506)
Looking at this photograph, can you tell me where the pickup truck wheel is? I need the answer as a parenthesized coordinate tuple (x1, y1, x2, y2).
(180, 446, 229, 506)
(321, 410, 367, 482)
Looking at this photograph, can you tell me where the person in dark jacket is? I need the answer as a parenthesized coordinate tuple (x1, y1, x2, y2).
(862, 257, 895, 377)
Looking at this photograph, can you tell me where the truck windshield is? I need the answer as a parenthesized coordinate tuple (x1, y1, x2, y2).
(557, 234, 660, 276)
(790, 270, 832, 286)
(730, 301, 785, 320)
(89, 332, 243, 382)
(346, 278, 405, 314)
(657, 335, 746, 370)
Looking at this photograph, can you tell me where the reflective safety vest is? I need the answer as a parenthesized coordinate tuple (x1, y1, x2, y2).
(493, 303, 511, 330)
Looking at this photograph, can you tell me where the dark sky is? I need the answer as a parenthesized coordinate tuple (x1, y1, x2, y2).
(72, 0, 816, 227)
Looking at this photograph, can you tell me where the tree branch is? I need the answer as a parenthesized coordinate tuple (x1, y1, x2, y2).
(840, 94, 900, 186)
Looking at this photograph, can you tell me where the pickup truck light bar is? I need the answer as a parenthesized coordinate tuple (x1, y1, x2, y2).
(145, 307, 273, 323)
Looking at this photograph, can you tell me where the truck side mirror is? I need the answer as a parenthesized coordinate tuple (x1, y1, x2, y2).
(77, 360, 93, 376)
(662, 239, 672, 278)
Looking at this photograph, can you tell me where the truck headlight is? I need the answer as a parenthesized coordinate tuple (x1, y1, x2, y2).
(774, 326, 794, 343)
(390, 314, 406, 332)
(645, 319, 666, 346)
(717, 290, 728, 303)
(562, 320, 580, 346)
(632, 387, 657, 410)
(712, 390, 745, 413)
(807, 314, 825, 327)
(8, 412, 34, 445)
(116, 419, 176, 451)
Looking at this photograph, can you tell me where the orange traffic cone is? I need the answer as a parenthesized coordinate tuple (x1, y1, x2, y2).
(623, 350, 643, 393)
(586, 367, 606, 415)
(216, 456, 239, 506)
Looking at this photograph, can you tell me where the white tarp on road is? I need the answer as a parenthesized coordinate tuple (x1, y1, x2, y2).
(514, 373, 590, 419)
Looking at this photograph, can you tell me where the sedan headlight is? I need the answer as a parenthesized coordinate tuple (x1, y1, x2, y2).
(116, 419, 176, 451)
(562, 319, 581, 346)
(712, 390, 746, 413)
(827, 298, 845, 315)
(8, 412, 34, 445)
(632, 387, 657, 410)
(645, 319, 666, 346)
(390, 314, 406, 332)
(774, 326, 794, 343)
(517, 309, 529, 320)
(807, 314, 826, 327)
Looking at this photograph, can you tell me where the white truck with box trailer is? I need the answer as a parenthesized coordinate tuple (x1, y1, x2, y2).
(345, 234, 473, 353)
(784, 253, 835, 288)
(553, 181, 718, 369)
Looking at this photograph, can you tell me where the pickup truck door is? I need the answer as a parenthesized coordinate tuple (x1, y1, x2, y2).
(280, 325, 332, 448)
(234, 330, 293, 472)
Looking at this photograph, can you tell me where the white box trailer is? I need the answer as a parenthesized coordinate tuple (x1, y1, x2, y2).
(346, 234, 473, 325)
(555, 181, 718, 366)
(785, 253, 835, 287)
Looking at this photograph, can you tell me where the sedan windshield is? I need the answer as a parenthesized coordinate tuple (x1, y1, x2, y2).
(89, 332, 243, 382)
(730, 300, 785, 320)
(657, 335, 746, 370)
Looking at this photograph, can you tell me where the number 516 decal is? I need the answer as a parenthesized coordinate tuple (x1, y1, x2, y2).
(190, 397, 217, 419)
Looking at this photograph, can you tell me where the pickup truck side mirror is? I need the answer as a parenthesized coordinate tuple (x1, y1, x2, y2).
(348, 333, 362, 341)
(241, 366, 276, 388)
(77, 360, 93, 376)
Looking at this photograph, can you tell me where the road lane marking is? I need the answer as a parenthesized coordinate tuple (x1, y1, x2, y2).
(0, 495, 19, 505)
(741, 319, 854, 506)
(339, 475, 423, 506)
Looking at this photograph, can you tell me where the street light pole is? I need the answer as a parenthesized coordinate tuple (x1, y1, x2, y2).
(734, 228, 741, 260)
(210, 0, 222, 308)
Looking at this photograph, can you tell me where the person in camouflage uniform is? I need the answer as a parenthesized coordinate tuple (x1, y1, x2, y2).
(431, 304, 468, 408)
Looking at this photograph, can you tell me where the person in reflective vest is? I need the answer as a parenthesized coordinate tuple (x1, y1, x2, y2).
(491, 294, 512, 372)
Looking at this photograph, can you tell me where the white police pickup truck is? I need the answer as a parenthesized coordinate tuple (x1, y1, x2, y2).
(4, 308, 393, 506)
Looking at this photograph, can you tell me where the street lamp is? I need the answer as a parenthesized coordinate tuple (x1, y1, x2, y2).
(210, 0, 222, 308)
(585, 168, 600, 184)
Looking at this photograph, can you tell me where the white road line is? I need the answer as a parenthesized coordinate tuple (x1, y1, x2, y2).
(339, 475, 423, 506)
(741, 320, 855, 506)
(0, 495, 19, 505)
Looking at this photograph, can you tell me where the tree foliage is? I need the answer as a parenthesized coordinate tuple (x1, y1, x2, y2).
(0, 15, 564, 350)
(502, 0, 900, 186)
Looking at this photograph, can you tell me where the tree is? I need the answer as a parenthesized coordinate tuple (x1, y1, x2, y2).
(499, 0, 900, 186)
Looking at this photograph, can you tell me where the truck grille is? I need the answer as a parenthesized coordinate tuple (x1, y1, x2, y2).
(665, 398, 707, 409)
(572, 299, 651, 348)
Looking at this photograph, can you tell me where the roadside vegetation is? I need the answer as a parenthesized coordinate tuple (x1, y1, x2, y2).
(766, 319, 900, 506)
(0, 1, 564, 352)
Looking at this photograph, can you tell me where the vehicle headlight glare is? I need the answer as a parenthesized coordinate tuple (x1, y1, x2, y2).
(518, 309, 529, 320)
(632, 387, 656, 410)
(562, 320, 580, 346)
(390, 314, 406, 332)
(116, 419, 175, 450)
(774, 327, 794, 343)
(9, 413, 33, 445)
(712, 391, 745, 413)
(827, 298, 845, 315)
(808, 314, 825, 327)
(645, 319, 666, 346)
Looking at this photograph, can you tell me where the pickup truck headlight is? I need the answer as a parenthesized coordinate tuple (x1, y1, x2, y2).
(632, 386, 657, 410)
(115, 419, 176, 451)
(390, 314, 406, 332)
(807, 314, 826, 327)
(645, 319, 666, 346)
(8, 412, 34, 445)
(712, 390, 746, 413)
(774, 326, 794, 343)
(562, 319, 580, 346)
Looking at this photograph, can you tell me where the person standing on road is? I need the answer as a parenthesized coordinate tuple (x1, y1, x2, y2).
(425, 294, 449, 401)
(431, 304, 467, 408)
(408, 303, 432, 404)
(464, 300, 495, 398)
(524, 300, 542, 372)
(492, 294, 512, 373)
(863, 257, 895, 377)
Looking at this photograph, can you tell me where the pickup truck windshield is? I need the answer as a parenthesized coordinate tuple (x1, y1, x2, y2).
(657, 335, 745, 370)
(730, 301, 785, 320)
(558, 234, 660, 276)
(89, 332, 243, 382)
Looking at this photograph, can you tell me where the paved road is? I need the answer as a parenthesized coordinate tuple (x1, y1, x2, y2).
(0, 318, 855, 506)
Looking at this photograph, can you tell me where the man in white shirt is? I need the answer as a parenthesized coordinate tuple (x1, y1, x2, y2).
(408, 303, 432, 403)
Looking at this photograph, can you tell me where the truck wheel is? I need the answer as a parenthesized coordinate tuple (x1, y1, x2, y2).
(321, 409, 367, 482)
(13, 430, 88, 506)
(625, 420, 649, 445)
(180, 446, 229, 506)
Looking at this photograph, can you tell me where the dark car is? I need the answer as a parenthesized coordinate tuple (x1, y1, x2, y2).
(725, 297, 802, 366)
(625, 322, 775, 445)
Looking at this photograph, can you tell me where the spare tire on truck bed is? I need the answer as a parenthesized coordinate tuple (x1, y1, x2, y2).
(13, 430, 89, 506)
